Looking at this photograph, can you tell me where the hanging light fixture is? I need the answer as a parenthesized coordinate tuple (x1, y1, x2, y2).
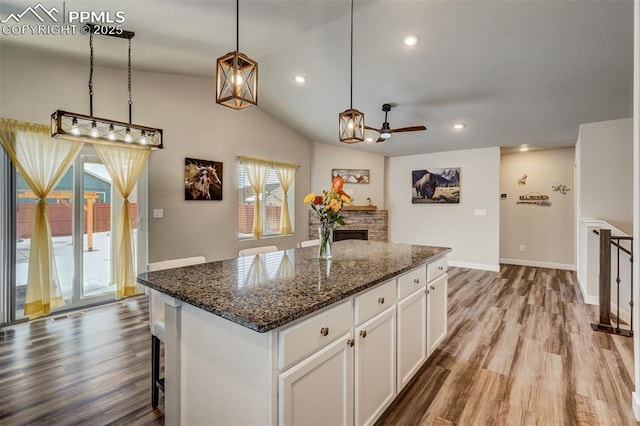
(216, 0, 258, 109)
(51, 24, 163, 149)
(338, 0, 365, 143)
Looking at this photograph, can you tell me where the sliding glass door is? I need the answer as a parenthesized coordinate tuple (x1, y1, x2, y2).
(0, 149, 15, 325)
(3, 144, 147, 324)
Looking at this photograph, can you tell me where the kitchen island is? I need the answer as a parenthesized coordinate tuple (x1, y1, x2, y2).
(138, 240, 451, 426)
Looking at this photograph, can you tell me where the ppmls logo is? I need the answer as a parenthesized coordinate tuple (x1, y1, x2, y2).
(1, 2, 59, 24)
(1, 2, 126, 36)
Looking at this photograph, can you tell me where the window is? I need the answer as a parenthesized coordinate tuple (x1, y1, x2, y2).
(238, 161, 295, 239)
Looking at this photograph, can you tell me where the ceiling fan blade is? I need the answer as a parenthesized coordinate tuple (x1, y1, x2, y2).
(364, 125, 382, 132)
(376, 137, 386, 143)
(389, 126, 427, 133)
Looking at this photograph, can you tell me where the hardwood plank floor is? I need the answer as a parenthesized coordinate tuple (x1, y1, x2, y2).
(0, 265, 636, 425)
(378, 265, 638, 426)
(0, 296, 164, 425)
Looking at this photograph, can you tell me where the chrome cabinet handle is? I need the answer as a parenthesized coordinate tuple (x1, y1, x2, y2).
(378, 297, 385, 304)
(413, 278, 420, 284)
(320, 327, 329, 336)
(438, 266, 444, 271)
(347, 339, 354, 347)
(360, 330, 367, 338)
(426, 289, 430, 294)
(430, 285, 435, 290)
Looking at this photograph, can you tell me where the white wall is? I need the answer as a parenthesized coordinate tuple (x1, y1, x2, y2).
(310, 142, 386, 208)
(0, 48, 312, 263)
(575, 118, 633, 312)
(386, 147, 500, 271)
(632, 0, 640, 419)
(577, 118, 633, 231)
(500, 148, 575, 269)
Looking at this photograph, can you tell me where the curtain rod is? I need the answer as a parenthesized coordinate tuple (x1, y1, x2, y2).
(237, 155, 300, 169)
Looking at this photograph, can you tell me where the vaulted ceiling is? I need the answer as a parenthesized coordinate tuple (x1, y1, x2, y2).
(0, 0, 634, 157)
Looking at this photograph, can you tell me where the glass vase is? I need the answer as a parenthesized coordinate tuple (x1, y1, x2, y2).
(318, 223, 334, 260)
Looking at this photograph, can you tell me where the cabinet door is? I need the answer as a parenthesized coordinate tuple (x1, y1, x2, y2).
(427, 274, 448, 356)
(279, 333, 354, 426)
(397, 287, 427, 391)
(355, 306, 396, 426)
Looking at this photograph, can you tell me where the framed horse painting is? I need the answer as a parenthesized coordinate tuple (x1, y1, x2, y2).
(184, 158, 223, 201)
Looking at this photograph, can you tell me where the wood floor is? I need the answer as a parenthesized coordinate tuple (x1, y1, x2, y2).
(378, 265, 637, 426)
(0, 265, 636, 425)
(0, 296, 164, 425)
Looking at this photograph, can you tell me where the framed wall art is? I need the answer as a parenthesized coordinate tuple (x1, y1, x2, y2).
(412, 168, 460, 204)
(184, 157, 223, 201)
(331, 168, 370, 184)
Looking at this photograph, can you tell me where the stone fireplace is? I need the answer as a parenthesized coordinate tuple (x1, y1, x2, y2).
(308, 208, 388, 241)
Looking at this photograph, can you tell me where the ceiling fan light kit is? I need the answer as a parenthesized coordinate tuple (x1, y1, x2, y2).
(216, 0, 258, 109)
(338, 0, 365, 143)
(51, 24, 163, 150)
(364, 103, 427, 143)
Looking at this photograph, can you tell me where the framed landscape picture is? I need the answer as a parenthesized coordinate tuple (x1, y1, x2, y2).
(412, 168, 460, 204)
(332, 168, 370, 184)
(184, 157, 223, 201)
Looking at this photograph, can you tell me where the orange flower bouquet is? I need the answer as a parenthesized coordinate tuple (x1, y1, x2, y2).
(303, 176, 351, 259)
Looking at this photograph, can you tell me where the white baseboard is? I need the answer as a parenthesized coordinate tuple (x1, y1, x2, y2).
(499, 258, 576, 271)
(633, 392, 640, 421)
(573, 274, 631, 325)
(611, 303, 632, 324)
(576, 275, 599, 305)
(448, 260, 499, 272)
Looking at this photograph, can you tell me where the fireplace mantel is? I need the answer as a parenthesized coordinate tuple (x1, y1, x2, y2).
(309, 209, 388, 242)
(342, 205, 378, 211)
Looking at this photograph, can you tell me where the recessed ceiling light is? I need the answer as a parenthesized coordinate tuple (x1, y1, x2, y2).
(365, 137, 374, 143)
(452, 123, 465, 130)
(401, 34, 420, 47)
(519, 145, 529, 152)
(293, 75, 307, 84)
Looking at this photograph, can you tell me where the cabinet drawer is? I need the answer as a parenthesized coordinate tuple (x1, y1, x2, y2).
(279, 301, 353, 370)
(397, 266, 426, 300)
(354, 280, 396, 325)
(427, 257, 447, 282)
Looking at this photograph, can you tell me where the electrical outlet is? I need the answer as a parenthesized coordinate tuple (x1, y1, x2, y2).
(153, 209, 164, 219)
(519, 245, 525, 252)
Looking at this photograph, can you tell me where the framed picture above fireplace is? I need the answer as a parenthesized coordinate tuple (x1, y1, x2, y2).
(332, 169, 369, 184)
(412, 168, 460, 204)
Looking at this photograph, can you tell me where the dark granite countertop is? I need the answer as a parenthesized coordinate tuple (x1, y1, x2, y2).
(137, 240, 451, 333)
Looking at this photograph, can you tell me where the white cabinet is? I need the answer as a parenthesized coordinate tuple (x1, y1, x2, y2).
(278, 301, 353, 370)
(427, 273, 448, 356)
(277, 257, 447, 426)
(396, 286, 427, 392)
(355, 306, 396, 426)
(279, 333, 354, 426)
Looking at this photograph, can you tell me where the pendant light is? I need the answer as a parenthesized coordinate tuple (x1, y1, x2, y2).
(51, 25, 163, 149)
(216, 0, 258, 109)
(338, 0, 365, 143)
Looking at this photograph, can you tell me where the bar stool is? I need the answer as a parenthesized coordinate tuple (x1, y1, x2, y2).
(238, 245, 278, 256)
(147, 256, 206, 408)
(300, 239, 320, 248)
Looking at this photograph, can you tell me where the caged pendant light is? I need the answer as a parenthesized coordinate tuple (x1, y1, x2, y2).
(216, 0, 258, 109)
(51, 24, 163, 149)
(338, 0, 365, 143)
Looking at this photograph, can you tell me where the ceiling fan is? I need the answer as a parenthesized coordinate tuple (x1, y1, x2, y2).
(364, 103, 427, 143)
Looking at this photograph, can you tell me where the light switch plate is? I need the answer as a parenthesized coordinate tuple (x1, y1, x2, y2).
(474, 209, 487, 217)
(153, 209, 164, 218)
